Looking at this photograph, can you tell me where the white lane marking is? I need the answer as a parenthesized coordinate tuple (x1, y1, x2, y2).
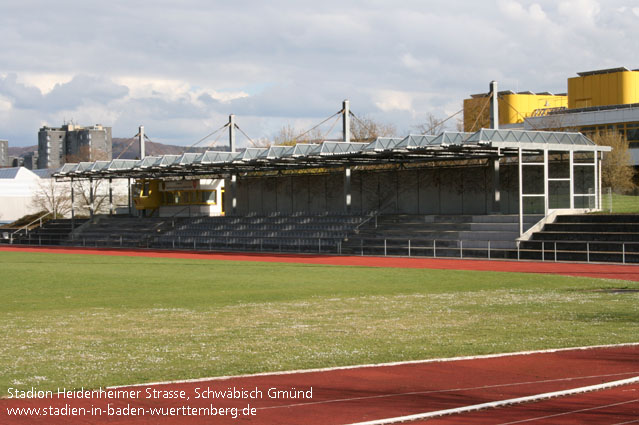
(496, 399, 639, 425)
(344, 376, 639, 425)
(256, 371, 639, 411)
(108, 342, 639, 389)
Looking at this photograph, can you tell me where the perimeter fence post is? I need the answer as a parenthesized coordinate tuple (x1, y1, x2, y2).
(622, 243, 625, 264)
(554, 242, 557, 262)
(460, 240, 463, 259)
(172, 239, 175, 249)
(542, 242, 545, 261)
(587, 242, 590, 263)
(384, 239, 387, 257)
(360, 239, 363, 256)
(433, 240, 436, 258)
(408, 239, 411, 257)
(517, 241, 520, 260)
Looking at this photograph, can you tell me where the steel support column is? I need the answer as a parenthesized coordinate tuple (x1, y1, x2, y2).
(518, 147, 523, 236)
(594, 151, 600, 210)
(344, 166, 352, 214)
(543, 149, 549, 215)
(70, 178, 75, 230)
(127, 177, 132, 216)
(109, 177, 113, 215)
(231, 174, 237, 215)
(492, 156, 500, 213)
(569, 150, 574, 209)
(89, 177, 94, 218)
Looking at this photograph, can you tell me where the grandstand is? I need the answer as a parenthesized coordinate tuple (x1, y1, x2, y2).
(31, 122, 623, 261)
(3, 95, 629, 262)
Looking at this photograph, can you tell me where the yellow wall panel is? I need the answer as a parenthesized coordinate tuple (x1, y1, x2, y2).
(568, 70, 639, 108)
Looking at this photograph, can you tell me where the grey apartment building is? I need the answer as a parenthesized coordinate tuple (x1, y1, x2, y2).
(38, 124, 112, 169)
(0, 140, 8, 167)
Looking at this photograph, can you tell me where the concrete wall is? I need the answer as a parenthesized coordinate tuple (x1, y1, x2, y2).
(230, 163, 522, 215)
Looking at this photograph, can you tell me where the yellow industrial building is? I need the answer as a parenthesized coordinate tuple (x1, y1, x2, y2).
(464, 67, 639, 164)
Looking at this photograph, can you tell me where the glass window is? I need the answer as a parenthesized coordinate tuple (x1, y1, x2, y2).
(201, 191, 217, 203)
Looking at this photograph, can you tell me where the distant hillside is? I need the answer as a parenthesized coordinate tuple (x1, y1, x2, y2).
(8, 139, 228, 161)
(8, 145, 36, 157)
(111, 138, 226, 159)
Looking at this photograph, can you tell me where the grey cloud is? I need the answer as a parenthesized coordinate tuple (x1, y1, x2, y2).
(1, 0, 639, 147)
(45, 75, 129, 109)
(0, 74, 44, 109)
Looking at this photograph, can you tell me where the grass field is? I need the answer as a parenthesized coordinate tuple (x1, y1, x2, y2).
(601, 192, 639, 213)
(1, 251, 638, 395)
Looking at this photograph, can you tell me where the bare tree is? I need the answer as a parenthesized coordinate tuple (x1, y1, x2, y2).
(31, 178, 72, 218)
(463, 97, 491, 132)
(592, 131, 636, 193)
(273, 124, 325, 146)
(350, 115, 396, 142)
(72, 179, 112, 215)
(415, 113, 448, 135)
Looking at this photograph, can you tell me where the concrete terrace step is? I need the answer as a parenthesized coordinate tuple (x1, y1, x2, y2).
(555, 214, 639, 224)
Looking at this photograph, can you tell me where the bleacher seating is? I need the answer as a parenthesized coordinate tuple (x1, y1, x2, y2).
(155, 213, 368, 253)
(66, 216, 175, 248)
(340, 214, 543, 259)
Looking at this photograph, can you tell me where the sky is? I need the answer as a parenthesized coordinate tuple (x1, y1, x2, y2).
(1, 0, 638, 148)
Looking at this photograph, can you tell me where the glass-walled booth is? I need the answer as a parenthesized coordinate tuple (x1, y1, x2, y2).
(133, 178, 224, 217)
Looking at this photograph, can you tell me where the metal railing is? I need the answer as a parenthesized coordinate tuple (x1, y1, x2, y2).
(7, 228, 638, 265)
(7, 212, 53, 244)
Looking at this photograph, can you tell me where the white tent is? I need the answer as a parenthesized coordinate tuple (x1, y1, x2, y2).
(0, 167, 47, 222)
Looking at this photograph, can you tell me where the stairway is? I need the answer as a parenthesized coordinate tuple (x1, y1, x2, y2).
(1, 219, 88, 246)
(520, 214, 639, 263)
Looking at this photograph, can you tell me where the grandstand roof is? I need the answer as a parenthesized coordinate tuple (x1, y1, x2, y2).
(54, 129, 610, 180)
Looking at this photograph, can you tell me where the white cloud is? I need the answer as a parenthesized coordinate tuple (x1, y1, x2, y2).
(558, 0, 600, 25)
(373, 90, 414, 113)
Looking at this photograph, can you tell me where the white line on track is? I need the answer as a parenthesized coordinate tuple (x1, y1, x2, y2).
(253, 371, 639, 412)
(107, 342, 639, 389)
(495, 398, 639, 425)
(345, 376, 639, 425)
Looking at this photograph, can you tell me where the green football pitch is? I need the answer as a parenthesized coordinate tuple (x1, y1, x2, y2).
(1, 251, 637, 395)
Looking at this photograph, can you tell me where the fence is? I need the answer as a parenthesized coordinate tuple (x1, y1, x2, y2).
(6, 234, 635, 264)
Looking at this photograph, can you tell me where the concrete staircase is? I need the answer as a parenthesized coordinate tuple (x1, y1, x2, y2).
(1, 219, 88, 246)
(520, 214, 639, 263)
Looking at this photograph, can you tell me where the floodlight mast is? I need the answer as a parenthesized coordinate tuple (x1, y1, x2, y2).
(343, 100, 350, 143)
(229, 114, 236, 152)
(139, 125, 145, 159)
(490, 81, 499, 129)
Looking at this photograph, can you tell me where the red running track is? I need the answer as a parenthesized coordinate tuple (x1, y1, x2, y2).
(422, 384, 639, 424)
(1, 345, 638, 424)
(1, 245, 639, 281)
